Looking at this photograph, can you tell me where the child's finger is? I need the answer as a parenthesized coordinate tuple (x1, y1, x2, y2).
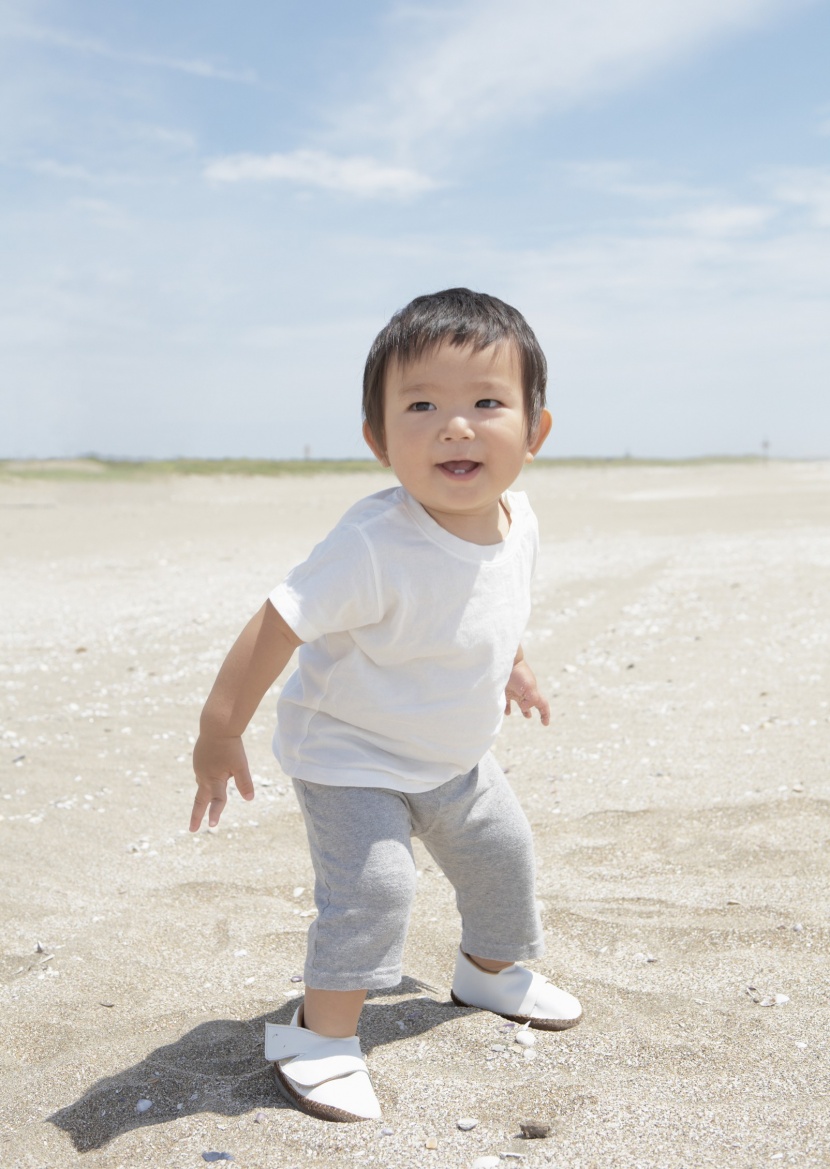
(190, 775, 230, 831)
(233, 761, 255, 802)
(207, 792, 227, 827)
(189, 791, 210, 833)
(514, 690, 533, 718)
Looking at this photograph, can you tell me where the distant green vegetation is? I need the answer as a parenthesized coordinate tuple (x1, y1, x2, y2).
(0, 453, 780, 480)
(0, 457, 389, 480)
(532, 454, 774, 468)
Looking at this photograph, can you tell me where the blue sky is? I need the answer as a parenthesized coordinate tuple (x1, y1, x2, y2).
(2, 0, 829, 460)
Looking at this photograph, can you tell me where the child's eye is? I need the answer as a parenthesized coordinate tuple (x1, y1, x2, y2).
(408, 401, 435, 412)
(476, 398, 501, 409)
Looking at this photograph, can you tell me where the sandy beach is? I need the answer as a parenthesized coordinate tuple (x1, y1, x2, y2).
(1, 459, 828, 1169)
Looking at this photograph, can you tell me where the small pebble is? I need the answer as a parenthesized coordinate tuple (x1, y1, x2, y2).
(514, 1030, 535, 1048)
(381, 1126, 394, 1136)
(522, 1047, 537, 1062)
(253, 1111, 267, 1124)
(457, 1117, 479, 1130)
(425, 1136, 438, 1149)
(135, 1099, 153, 1114)
(290, 975, 303, 983)
(490, 1043, 507, 1052)
(472, 1158, 500, 1169)
(202, 1156, 234, 1164)
(519, 1121, 551, 1139)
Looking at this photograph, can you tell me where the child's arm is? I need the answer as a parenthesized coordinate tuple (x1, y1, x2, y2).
(504, 644, 550, 726)
(190, 600, 303, 832)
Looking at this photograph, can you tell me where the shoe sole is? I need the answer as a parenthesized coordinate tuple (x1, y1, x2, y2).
(450, 989, 583, 1032)
(271, 1062, 372, 1123)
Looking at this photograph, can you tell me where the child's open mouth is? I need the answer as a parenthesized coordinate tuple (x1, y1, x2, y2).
(438, 460, 481, 478)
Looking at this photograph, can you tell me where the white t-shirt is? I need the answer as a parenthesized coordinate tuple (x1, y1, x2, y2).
(269, 485, 538, 792)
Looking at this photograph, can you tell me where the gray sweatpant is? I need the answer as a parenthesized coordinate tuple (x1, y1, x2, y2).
(292, 752, 544, 991)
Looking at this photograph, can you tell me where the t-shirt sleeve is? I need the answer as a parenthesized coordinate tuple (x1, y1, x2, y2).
(529, 506, 539, 578)
(507, 490, 539, 578)
(269, 522, 382, 643)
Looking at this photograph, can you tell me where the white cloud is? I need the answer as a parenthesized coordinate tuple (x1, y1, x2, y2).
(564, 161, 714, 204)
(29, 158, 146, 185)
(769, 166, 830, 227)
(225, 0, 797, 199)
(664, 203, 776, 236)
(336, 0, 804, 157)
(204, 149, 439, 198)
(6, 23, 258, 83)
(31, 159, 99, 182)
(554, 160, 826, 238)
(134, 124, 197, 150)
(6, 200, 828, 459)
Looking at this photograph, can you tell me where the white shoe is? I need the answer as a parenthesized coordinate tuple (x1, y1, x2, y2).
(451, 949, 582, 1031)
(265, 1007, 381, 1122)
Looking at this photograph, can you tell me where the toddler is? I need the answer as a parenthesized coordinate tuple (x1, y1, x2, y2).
(191, 288, 582, 1123)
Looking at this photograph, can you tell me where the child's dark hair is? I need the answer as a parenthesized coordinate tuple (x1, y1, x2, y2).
(363, 288, 547, 449)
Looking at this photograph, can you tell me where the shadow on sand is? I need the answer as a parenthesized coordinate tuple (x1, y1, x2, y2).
(48, 978, 467, 1152)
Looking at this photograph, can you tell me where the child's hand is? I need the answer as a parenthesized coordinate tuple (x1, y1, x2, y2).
(190, 734, 255, 831)
(505, 659, 550, 726)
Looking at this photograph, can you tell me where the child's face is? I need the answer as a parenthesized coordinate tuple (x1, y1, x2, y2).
(363, 340, 551, 542)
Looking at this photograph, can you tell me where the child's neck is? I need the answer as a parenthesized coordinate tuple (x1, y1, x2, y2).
(421, 497, 510, 545)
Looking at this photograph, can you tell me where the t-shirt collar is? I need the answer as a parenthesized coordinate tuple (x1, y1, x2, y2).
(398, 487, 519, 563)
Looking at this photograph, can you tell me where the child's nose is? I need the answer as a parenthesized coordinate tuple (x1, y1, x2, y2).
(440, 413, 474, 440)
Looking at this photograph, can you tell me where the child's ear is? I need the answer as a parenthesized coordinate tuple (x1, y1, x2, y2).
(525, 409, 552, 463)
(362, 420, 389, 467)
